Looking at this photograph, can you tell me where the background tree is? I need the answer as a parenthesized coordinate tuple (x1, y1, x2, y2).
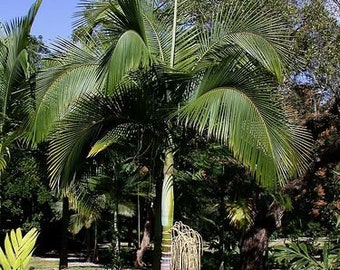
(0, 147, 52, 234)
(277, 0, 340, 240)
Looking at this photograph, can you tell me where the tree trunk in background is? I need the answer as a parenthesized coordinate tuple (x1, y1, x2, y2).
(113, 201, 120, 256)
(59, 196, 69, 270)
(135, 220, 151, 268)
(217, 177, 227, 268)
(239, 203, 284, 270)
(135, 202, 152, 268)
(92, 222, 99, 263)
(240, 227, 269, 270)
(86, 228, 91, 262)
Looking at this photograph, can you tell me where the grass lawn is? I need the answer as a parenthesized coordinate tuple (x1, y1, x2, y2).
(28, 257, 106, 270)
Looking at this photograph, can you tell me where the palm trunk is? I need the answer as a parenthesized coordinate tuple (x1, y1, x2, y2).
(59, 196, 69, 269)
(161, 0, 177, 266)
(160, 150, 174, 270)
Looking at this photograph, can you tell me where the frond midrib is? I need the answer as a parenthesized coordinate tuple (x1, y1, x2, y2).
(143, 14, 165, 61)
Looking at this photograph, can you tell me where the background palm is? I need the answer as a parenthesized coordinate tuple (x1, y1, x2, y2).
(0, 0, 42, 173)
(27, 0, 312, 268)
(53, 155, 144, 262)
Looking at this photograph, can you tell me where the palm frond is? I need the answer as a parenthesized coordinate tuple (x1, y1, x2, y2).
(73, 0, 111, 33)
(118, 203, 135, 217)
(26, 38, 101, 144)
(100, 30, 151, 94)
(0, 0, 42, 131)
(196, 0, 292, 81)
(172, 25, 199, 71)
(87, 123, 136, 157)
(47, 77, 159, 188)
(0, 155, 7, 175)
(106, 0, 147, 41)
(177, 58, 312, 187)
(1, 0, 41, 68)
(67, 182, 104, 222)
(75, 0, 157, 94)
(47, 93, 114, 188)
(144, 0, 199, 71)
(226, 200, 255, 230)
(225, 32, 283, 81)
(69, 214, 91, 235)
(143, 8, 171, 63)
(272, 241, 339, 269)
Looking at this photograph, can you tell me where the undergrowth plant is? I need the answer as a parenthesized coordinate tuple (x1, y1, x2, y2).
(273, 240, 340, 269)
(0, 228, 38, 270)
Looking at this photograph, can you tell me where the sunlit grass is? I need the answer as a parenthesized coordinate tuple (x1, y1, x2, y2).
(28, 257, 105, 270)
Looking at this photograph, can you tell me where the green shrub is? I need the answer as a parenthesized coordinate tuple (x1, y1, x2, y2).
(0, 228, 38, 270)
(273, 240, 340, 269)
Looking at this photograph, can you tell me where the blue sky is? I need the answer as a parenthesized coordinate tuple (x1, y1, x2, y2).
(0, 0, 79, 43)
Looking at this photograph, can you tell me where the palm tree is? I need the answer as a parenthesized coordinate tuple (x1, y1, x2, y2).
(53, 178, 103, 263)
(0, 0, 42, 172)
(27, 0, 312, 269)
(56, 158, 141, 263)
(89, 157, 140, 257)
(0, 0, 42, 231)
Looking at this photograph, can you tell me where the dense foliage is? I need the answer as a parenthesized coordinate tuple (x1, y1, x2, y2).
(0, 0, 339, 269)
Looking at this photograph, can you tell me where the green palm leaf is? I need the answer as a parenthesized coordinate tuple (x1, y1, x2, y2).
(105, 0, 147, 40)
(0, 0, 43, 172)
(171, 24, 199, 71)
(226, 200, 255, 230)
(143, 8, 170, 62)
(47, 76, 160, 188)
(73, 0, 111, 33)
(196, 0, 292, 81)
(273, 241, 339, 269)
(79, 0, 155, 94)
(177, 57, 311, 187)
(26, 37, 102, 144)
(226, 32, 284, 81)
(87, 123, 135, 157)
(67, 182, 104, 221)
(0, 0, 42, 123)
(69, 214, 92, 235)
(100, 30, 151, 94)
(47, 93, 111, 188)
(118, 203, 135, 218)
